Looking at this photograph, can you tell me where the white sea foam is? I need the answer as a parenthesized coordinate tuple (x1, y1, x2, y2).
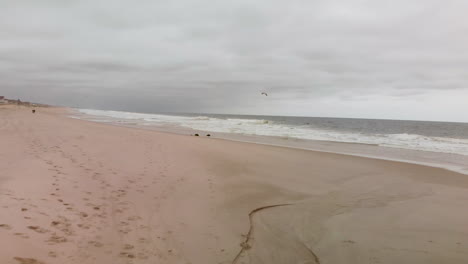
(76, 109, 468, 156)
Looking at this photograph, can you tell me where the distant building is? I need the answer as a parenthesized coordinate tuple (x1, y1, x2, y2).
(0, 96, 6, 104)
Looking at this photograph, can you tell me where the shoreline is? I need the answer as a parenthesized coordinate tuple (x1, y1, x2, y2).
(201, 136, 468, 176)
(69, 107, 468, 176)
(2, 105, 468, 264)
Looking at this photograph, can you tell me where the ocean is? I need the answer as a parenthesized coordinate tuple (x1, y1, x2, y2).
(72, 108, 468, 174)
(75, 109, 468, 155)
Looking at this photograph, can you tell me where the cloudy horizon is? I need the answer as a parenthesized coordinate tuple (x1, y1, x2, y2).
(1, 0, 468, 122)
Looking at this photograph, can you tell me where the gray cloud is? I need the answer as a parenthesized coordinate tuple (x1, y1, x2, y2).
(1, 0, 468, 121)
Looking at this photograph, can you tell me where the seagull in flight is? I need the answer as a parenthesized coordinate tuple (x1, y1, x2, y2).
(261, 92, 268, 96)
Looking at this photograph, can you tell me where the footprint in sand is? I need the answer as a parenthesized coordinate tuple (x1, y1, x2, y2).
(88, 240, 104, 248)
(124, 244, 134, 250)
(14, 233, 29, 239)
(118, 229, 130, 234)
(47, 234, 67, 244)
(137, 253, 149, 260)
(119, 252, 135, 259)
(0, 224, 12, 230)
(128, 216, 142, 221)
(76, 222, 90, 229)
(27, 226, 49, 233)
(79, 212, 88, 217)
(13, 257, 46, 264)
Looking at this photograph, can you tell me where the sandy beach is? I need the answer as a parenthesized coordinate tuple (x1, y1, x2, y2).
(1, 104, 468, 264)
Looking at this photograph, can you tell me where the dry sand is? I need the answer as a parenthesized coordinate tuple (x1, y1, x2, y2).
(1, 105, 468, 264)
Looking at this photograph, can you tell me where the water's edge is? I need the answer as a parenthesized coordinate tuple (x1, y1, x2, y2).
(69, 108, 468, 175)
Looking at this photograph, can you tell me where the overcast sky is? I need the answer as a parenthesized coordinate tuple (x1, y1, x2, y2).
(1, 0, 468, 122)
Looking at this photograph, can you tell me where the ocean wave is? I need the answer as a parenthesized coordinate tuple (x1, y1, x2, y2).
(378, 133, 468, 155)
(75, 109, 468, 156)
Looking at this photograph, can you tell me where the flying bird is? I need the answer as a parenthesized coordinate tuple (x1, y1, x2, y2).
(261, 92, 268, 96)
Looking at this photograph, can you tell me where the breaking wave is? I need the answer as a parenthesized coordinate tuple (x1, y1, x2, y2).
(76, 109, 468, 156)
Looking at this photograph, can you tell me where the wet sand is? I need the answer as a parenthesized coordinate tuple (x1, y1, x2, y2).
(1, 105, 468, 264)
